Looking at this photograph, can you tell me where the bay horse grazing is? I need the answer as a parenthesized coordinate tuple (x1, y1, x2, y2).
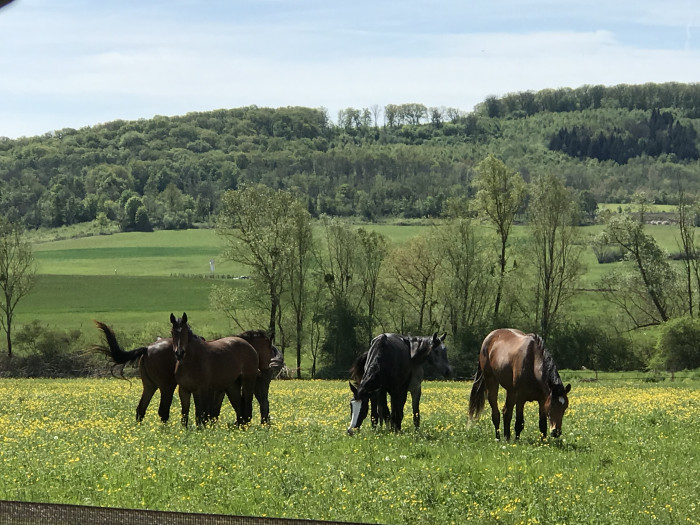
(469, 328, 571, 440)
(348, 332, 450, 435)
(170, 312, 259, 426)
(93, 320, 182, 423)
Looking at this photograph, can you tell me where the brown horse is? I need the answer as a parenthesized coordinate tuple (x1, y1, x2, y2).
(94, 321, 284, 424)
(170, 312, 259, 426)
(468, 328, 571, 440)
(92, 320, 181, 423)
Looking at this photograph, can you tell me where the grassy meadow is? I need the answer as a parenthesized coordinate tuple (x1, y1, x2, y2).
(0, 377, 698, 524)
(2, 218, 699, 523)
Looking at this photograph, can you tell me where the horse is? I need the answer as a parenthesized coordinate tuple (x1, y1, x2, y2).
(468, 328, 571, 440)
(349, 332, 452, 430)
(94, 320, 284, 424)
(170, 312, 259, 426)
(210, 330, 284, 424)
(347, 332, 451, 435)
(92, 320, 182, 423)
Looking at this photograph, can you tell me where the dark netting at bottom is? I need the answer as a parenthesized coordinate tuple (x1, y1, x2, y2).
(0, 501, 366, 525)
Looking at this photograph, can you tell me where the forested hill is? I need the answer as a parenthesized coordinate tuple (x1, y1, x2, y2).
(2, 82, 700, 231)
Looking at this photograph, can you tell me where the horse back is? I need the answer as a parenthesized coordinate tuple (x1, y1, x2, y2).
(207, 336, 259, 378)
(236, 330, 273, 371)
(140, 337, 176, 388)
(481, 328, 546, 399)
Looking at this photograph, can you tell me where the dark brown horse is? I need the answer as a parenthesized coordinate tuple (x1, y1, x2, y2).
(93, 320, 181, 423)
(94, 321, 284, 424)
(170, 312, 259, 426)
(468, 328, 571, 440)
(348, 332, 450, 434)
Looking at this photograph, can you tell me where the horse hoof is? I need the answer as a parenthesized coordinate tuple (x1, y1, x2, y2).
(347, 428, 355, 436)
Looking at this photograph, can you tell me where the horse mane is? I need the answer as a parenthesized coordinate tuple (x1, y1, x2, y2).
(533, 334, 564, 391)
(349, 352, 368, 384)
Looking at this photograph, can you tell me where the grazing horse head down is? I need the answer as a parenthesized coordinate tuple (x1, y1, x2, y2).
(468, 328, 571, 440)
(348, 331, 451, 435)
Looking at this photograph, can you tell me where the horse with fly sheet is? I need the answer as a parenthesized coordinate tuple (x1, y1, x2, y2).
(347, 332, 451, 434)
(170, 312, 259, 426)
(468, 328, 571, 440)
(94, 319, 284, 425)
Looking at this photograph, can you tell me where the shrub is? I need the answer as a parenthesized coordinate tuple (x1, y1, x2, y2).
(651, 316, 700, 371)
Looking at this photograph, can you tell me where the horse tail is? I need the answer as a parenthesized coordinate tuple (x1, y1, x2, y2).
(349, 352, 368, 385)
(469, 333, 494, 420)
(92, 320, 148, 378)
(468, 361, 486, 420)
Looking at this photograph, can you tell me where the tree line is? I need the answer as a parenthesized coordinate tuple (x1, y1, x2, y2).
(2, 154, 700, 376)
(2, 83, 700, 233)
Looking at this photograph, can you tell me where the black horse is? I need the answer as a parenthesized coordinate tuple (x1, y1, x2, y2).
(348, 332, 451, 434)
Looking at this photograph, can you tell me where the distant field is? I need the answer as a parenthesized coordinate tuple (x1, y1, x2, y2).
(16, 221, 689, 340)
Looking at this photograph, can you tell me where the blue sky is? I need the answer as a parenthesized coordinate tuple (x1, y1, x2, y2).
(1, 0, 699, 138)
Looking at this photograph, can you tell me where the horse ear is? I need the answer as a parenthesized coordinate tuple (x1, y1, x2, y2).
(565, 383, 571, 394)
(440, 332, 447, 342)
(431, 332, 439, 344)
(170, 313, 176, 324)
(182, 312, 187, 323)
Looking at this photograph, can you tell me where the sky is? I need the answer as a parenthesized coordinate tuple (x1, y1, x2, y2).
(0, 0, 699, 139)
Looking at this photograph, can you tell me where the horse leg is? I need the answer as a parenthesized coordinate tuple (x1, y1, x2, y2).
(179, 388, 191, 428)
(377, 391, 390, 427)
(136, 380, 157, 423)
(411, 386, 422, 429)
(538, 401, 548, 439)
(502, 391, 515, 441)
(369, 392, 379, 427)
(211, 391, 225, 420)
(255, 372, 272, 424)
(514, 400, 525, 439)
(389, 389, 408, 432)
(487, 385, 501, 440)
(157, 385, 175, 423)
(226, 381, 243, 425)
(241, 376, 256, 425)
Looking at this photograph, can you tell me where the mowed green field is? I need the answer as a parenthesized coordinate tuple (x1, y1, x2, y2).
(0, 378, 698, 524)
(17, 221, 687, 340)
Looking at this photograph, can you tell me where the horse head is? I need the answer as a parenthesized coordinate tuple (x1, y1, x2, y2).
(410, 332, 453, 378)
(347, 382, 370, 436)
(170, 312, 190, 361)
(545, 382, 571, 438)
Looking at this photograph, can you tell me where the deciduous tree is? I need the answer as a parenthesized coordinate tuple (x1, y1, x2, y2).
(0, 219, 37, 357)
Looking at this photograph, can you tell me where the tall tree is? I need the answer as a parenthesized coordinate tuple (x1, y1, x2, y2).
(435, 217, 495, 335)
(217, 185, 307, 340)
(0, 219, 37, 357)
(285, 201, 314, 378)
(676, 187, 700, 317)
(598, 194, 680, 327)
(355, 227, 389, 342)
(386, 234, 443, 332)
(472, 154, 527, 318)
(528, 173, 584, 340)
